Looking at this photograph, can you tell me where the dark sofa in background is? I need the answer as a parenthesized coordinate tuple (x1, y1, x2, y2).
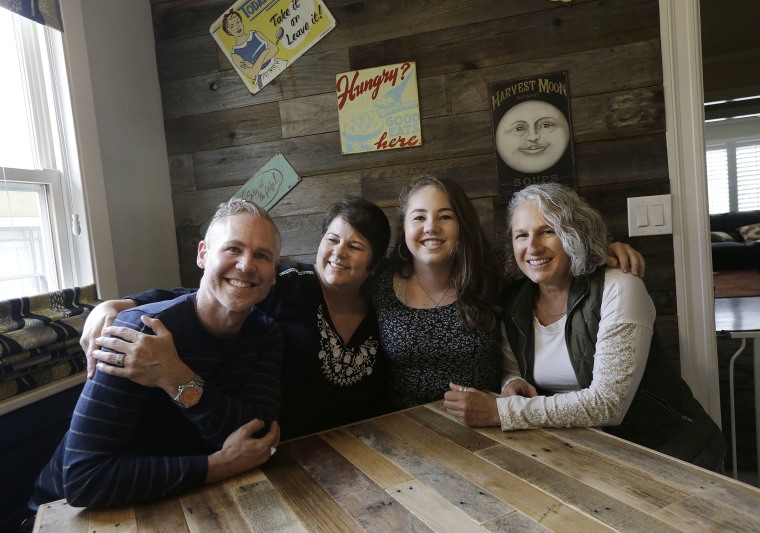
(710, 209, 760, 271)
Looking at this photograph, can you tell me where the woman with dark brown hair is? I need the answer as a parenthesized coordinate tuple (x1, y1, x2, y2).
(372, 176, 511, 409)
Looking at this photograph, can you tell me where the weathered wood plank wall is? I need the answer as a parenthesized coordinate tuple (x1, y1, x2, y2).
(151, 0, 676, 355)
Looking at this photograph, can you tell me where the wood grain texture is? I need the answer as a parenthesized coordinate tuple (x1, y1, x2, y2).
(35, 402, 760, 533)
(486, 427, 687, 514)
(285, 436, 429, 531)
(134, 498, 189, 533)
(320, 427, 415, 489)
(448, 39, 663, 114)
(348, 418, 514, 524)
(161, 49, 350, 118)
(261, 447, 364, 532)
(84, 507, 137, 533)
(164, 102, 282, 155)
(224, 470, 306, 532)
(33, 500, 88, 533)
(155, 35, 218, 82)
(152, 0, 229, 43)
(180, 483, 251, 532)
(386, 480, 485, 532)
(168, 154, 196, 194)
(372, 411, 614, 532)
(478, 444, 680, 533)
(347, 0, 659, 77)
(304, 0, 587, 53)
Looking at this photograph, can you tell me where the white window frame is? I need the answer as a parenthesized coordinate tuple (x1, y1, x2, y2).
(705, 116, 760, 214)
(0, 168, 73, 292)
(0, 2, 119, 413)
(1, 10, 95, 296)
(3, 1, 127, 303)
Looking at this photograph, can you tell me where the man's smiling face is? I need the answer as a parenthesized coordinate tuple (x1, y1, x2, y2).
(197, 212, 279, 324)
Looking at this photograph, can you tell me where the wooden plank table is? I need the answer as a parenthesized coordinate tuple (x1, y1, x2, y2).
(34, 401, 760, 532)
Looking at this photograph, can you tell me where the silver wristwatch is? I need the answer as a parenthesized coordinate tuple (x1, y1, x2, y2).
(173, 374, 204, 408)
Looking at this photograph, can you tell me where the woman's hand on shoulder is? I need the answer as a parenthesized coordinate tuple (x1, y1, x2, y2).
(606, 242, 646, 278)
(82, 299, 137, 378)
(92, 315, 193, 394)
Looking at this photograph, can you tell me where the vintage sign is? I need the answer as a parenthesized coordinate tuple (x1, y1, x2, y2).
(488, 71, 575, 203)
(210, 0, 336, 95)
(200, 152, 300, 235)
(336, 62, 422, 155)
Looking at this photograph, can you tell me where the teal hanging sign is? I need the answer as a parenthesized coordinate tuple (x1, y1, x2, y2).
(200, 152, 300, 236)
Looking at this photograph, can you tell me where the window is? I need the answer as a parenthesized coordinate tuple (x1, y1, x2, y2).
(705, 116, 760, 215)
(705, 146, 730, 214)
(0, 9, 91, 299)
(0, 172, 67, 298)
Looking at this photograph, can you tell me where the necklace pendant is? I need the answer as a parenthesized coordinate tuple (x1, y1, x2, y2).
(413, 273, 451, 308)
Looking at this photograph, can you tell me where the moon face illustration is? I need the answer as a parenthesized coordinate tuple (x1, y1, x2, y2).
(495, 100, 570, 174)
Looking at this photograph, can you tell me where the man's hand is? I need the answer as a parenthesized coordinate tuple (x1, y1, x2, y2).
(444, 383, 500, 427)
(91, 315, 194, 395)
(206, 420, 280, 484)
(501, 378, 538, 398)
(82, 299, 136, 378)
(606, 242, 646, 278)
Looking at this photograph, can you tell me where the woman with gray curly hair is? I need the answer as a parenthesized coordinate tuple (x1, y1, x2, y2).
(502, 183, 610, 280)
(445, 183, 725, 472)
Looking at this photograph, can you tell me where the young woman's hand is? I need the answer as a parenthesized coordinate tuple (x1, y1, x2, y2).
(501, 378, 537, 398)
(444, 383, 501, 427)
(606, 242, 646, 277)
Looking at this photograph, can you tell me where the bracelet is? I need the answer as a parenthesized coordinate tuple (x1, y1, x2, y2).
(501, 376, 525, 391)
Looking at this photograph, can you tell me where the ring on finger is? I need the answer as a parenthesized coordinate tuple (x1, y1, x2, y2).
(114, 353, 125, 368)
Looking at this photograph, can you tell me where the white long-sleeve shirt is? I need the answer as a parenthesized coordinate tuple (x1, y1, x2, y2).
(498, 268, 655, 429)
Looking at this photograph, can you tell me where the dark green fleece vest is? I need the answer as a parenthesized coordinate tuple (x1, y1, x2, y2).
(503, 268, 725, 472)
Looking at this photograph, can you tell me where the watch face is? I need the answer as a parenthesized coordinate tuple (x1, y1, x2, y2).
(179, 385, 202, 407)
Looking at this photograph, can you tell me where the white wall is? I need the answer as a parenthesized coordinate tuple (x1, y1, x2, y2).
(72, 0, 180, 297)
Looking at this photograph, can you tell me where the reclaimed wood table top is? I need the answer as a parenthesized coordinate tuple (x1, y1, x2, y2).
(34, 401, 760, 532)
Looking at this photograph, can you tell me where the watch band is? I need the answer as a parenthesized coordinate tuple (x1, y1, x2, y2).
(173, 374, 204, 408)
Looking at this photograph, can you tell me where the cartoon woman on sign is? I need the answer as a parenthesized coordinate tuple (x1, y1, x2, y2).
(222, 9, 288, 91)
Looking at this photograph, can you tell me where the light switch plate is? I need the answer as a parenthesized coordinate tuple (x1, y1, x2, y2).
(627, 194, 672, 236)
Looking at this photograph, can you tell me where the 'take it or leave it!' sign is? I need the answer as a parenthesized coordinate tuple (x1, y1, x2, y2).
(210, 0, 336, 95)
